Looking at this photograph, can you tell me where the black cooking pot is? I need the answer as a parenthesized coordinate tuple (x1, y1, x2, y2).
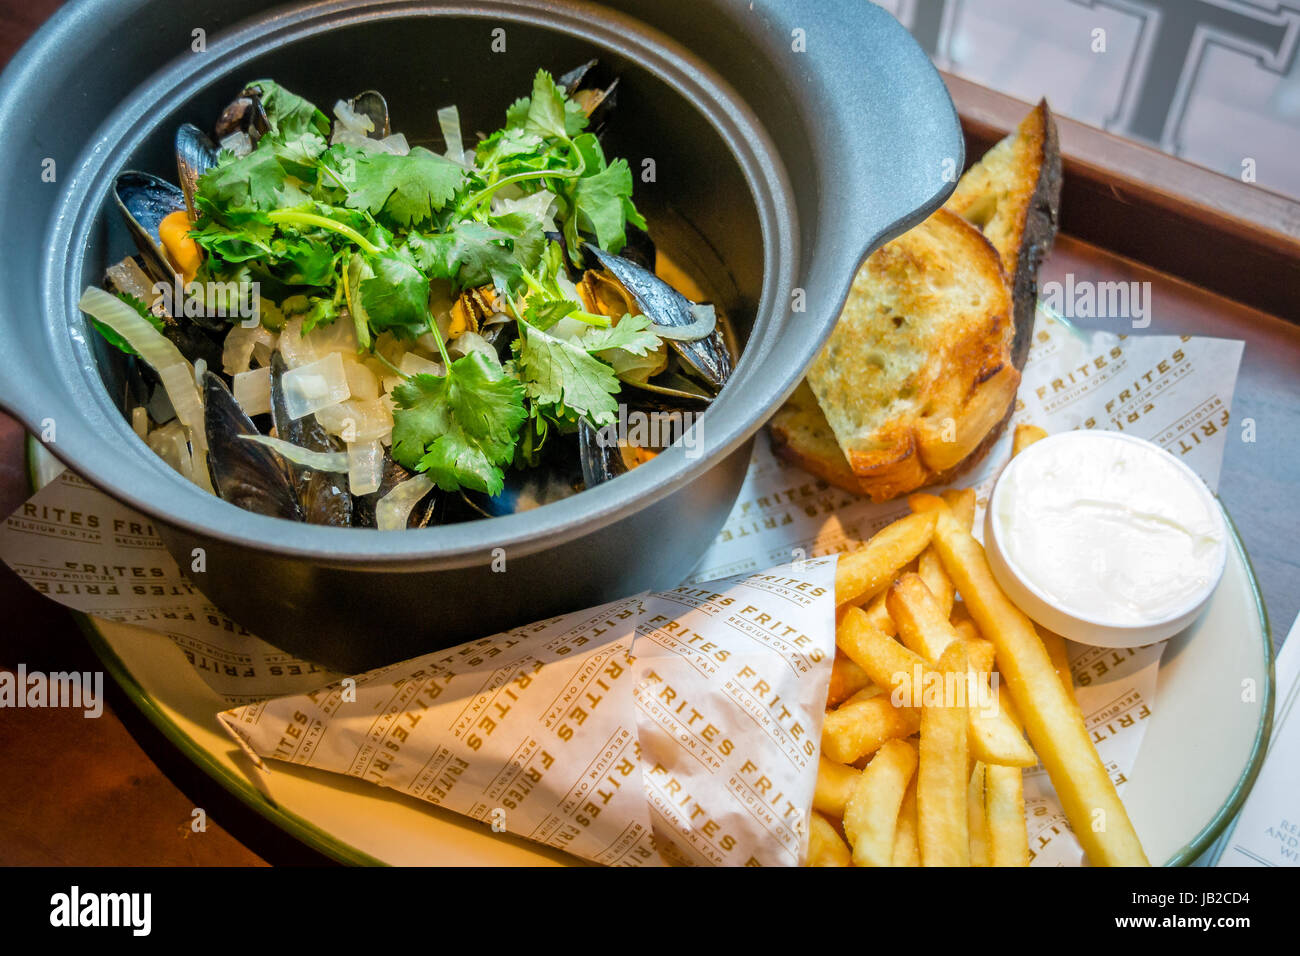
(0, 0, 961, 671)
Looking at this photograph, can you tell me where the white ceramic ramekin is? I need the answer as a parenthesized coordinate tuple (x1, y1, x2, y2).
(984, 431, 1227, 648)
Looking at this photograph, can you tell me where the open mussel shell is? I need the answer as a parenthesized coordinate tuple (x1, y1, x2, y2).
(215, 86, 269, 144)
(113, 171, 186, 285)
(557, 59, 619, 133)
(585, 245, 733, 395)
(203, 371, 304, 521)
(175, 123, 219, 219)
(270, 353, 352, 527)
(579, 419, 631, 488)
(348, 90, 391, 139)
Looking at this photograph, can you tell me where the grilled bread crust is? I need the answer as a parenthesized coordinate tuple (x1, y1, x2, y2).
(945, 99, 1062, 370)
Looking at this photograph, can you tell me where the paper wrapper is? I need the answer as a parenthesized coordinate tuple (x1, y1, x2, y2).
(0, 305, 1244, 866)
(219, 561, 836, 866)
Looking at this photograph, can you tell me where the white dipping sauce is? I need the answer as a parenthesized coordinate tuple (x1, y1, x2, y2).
(991, 432, 1226, 627)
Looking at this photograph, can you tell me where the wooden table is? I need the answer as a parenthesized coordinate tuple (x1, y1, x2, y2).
(1, 3, 1296, 867)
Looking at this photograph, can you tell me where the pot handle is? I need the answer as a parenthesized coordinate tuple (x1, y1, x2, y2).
(734, 0, 964, 268)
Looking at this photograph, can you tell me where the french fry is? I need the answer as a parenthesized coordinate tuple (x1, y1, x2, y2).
(821, 695, 921, 764)
(837, 606, 928, 703)
(814, 756, 861, 819)
(1012, 423, 1049, 457)
(863, 589, 896, 636)
(892, 780, 920, 867)
(918, 640, 971, 866)
(930, 503, 1149, 866)
(918, 547, 955, 617)
(968, 762, 990, 866)
(808, 811, 852, 866)
(828, 652, 873, 707)
(843, 683, 886, 707)
(952, 618, 982, 644)
(885, 576, 1036, 767)
(1039, 626, 1080, 714)
(843, 738, 918, 867)
(835, 510, 937, 606)
(941, 488, 977, 531)
(986, 764, 1030, 866)
(889, 574, 954, 662)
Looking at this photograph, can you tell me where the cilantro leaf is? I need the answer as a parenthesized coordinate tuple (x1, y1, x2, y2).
(407, 219, 537, 291)
(344, 147, 466, 228)
(515, 323, 621, 426)
(572, 157, 636, 254)
(249, 79, 331, 140)
(197, 148, 308, 211)
(523, 298, 577, 330)
(580, 312, 661, 356)
(358, 252, 430, 339)
(390, 355, 527, 495)
(524, 70, 569, 140)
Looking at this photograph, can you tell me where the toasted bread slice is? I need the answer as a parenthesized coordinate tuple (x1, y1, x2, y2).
(768, 380, 872, 494)
(944, 99, 1061, 370)
(791, 208, 1017, 502)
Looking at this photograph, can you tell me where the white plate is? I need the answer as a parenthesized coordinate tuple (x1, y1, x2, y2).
(31, 442, 1273, 866)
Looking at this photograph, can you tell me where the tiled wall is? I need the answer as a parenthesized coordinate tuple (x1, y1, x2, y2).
(878, 0, 1300, 200)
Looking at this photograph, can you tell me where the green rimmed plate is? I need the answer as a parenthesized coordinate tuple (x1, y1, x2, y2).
(25, 437, 1272, 866)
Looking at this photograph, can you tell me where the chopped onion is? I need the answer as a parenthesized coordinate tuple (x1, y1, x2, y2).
(376, 474, 434, 531)
(282, 352, 351, 420)
(332, 99, 374, 136)
(437, 105, 464, 164)
(146, 421, 195, 482)
(233, 366, 271, 417)
(240, 434, 348, 472)
(222, 323, 276, 375)
(652, 303, 717, 342)
(380, 133, 410, 156)
(278, 316, 319, 368)
(219, 131, 254, 157)
(347, 440, 384, 495)
(78, 287, 212, 492)
(343, 360, 380, 401)
(131, 406, 149, 439)
(398, 352, 444, 378)
(448, 331, 499, 366)
(315, 398, 392, 443)
(147, 384, 175, 425)
(193, 357, 207, 388)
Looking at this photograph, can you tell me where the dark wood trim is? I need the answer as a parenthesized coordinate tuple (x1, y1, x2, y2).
(943, 72, 1300, 323)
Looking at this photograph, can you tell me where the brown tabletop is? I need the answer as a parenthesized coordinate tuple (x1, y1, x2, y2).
(1, 2, 1297, 868)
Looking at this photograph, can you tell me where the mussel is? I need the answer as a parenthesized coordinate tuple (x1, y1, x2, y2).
(113, 171, 187, 285)
(203, 372, 304, 520)
(347, 90, 391, 139)
(215, 86, 269, 145)
(175, 123, 219, 220)
(584, 245, 733, 399)
(558, 59, 619, 134)
(270, 353, 352, 526)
